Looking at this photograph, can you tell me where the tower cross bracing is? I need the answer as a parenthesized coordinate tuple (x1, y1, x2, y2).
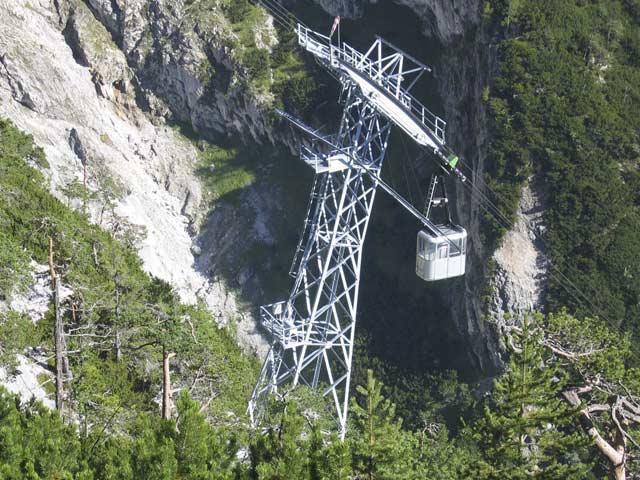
(249, 23, 447, 439)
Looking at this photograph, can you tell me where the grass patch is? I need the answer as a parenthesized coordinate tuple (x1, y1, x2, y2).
(197, 144, 257, 204)
(183, 0, 318, 109)
(37, 372, 56, 396)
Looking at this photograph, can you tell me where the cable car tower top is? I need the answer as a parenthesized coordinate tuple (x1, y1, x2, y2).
(248, 20, 465, 439)
(296, 24, 465, 180)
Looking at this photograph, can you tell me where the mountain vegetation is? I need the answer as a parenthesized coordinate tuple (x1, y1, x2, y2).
(2, 308, 639, 478)
(1, 0, 640, 478)
(0, 118, 257, 430)
(483, 0, 640, 350)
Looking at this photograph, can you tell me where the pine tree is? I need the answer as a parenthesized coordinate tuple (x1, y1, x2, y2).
(86, 435, 134, 480)
(175, 391, 212, 479)
(308, 427, 351, 480)
(0, 389, 24, 479)
(249, 400, 309, 479)
(410, 426, 477, 479)
(130, 414, 178, 480)
(466, 317, 591, 479)
(350, 369, 413, 479)
(0, 387, 92, 479)
(174, 390, 238, 479)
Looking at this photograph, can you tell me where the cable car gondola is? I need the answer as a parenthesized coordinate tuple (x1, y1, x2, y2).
(416, 174, 467, 281)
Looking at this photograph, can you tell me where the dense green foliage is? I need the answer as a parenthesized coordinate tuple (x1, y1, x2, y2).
(5, 322, 629, 480)
(0, 118, 257, 431)
(0, 389, 91, 479)
(484, 0, 640, 348)
(217, 0, 319, 113)
(0, 375, 475, 479)
(2, 0, 640, 474)
(466, 319, 591, 479)
(5, 123, 616, 478)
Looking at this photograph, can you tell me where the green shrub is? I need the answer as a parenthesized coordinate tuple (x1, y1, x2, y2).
(222, 0, 252, 23)
(243, 47, 270, 80)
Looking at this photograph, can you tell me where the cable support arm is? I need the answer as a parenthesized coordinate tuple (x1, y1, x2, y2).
(275, 108, 462, 254)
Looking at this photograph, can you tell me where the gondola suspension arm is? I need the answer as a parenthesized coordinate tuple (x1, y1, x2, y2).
(275, 108, 462, 254)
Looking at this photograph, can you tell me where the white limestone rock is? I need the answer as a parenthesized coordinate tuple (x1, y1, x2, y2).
(8, 263, 72, 323)
(491, 178, 548, 322)
(0, 354, 55, 409)
(0, 0, 268, 358)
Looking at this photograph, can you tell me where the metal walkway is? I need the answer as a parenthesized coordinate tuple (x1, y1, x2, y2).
(297, 25, 447, 150)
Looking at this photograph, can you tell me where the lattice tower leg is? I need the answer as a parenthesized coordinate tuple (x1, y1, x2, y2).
(249, 87, 391, 439)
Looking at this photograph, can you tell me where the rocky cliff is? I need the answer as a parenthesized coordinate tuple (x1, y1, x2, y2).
(0, 0, 278, 358)
(1, 0, 547, 380)
(309, 0, 548, 373)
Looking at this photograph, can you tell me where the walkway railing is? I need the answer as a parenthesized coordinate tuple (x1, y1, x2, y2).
(296, 24, 446, 144)
(261, 301, 307, 348)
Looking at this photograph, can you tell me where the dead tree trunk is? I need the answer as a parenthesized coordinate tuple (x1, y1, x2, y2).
(613, 427, 626, 480)
(82, 160, 88, 214)
(48, 238, 65, 415)
(162, 347, 176, 420)
(563, 389, 626, 480)
(114, 283, 122, 362)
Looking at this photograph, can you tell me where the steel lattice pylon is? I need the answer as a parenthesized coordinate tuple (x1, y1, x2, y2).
(249, 83, 391, 437)
(249, 23, 452, 438)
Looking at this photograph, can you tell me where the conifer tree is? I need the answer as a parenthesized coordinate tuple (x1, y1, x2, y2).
(130, 414, 178, 480)
(175, 391, 212, 479)
(350, 369, 413, 479)
(467, 317, 591, 479)
(410, 426, 477, 479)
(87, 435, 134, 480)
(308, 426, 351, 480)
(0, 387, 92, 479)
(174, 390, 238, 479)
(249, 400, 309, 479)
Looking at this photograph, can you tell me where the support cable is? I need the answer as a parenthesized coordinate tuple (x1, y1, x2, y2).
(255, 0, 299, 30)
(275, 108, 463, 253)
(263, 0, 299, 25)
(260, 2, 294, 30)
(250, 0, 615, 325)
(398, 133, 416, 205)
(456, 161, 616, 322)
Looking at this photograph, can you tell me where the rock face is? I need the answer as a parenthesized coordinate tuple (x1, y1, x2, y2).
(0, 354, 55, 409)
(79, 0, 278, 143)
(314, 0, 474, 43)
(309, 0, 548, 373)
(427, 7, 548, 372)
(313, 0, 366, 18)
(0, 0, 268, 356)
(395, 0, 479, 44)
(1, 0, 203, 299)
(1, 0, 548, 377)
(394, 0, 548, 372)
(0, 263, 70, 407)
(417, 0, 505, 372)
(491, 177, 548, 322)
(7, 263, 72, 323)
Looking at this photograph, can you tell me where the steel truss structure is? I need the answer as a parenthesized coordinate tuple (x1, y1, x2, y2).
(249, 23, 448, 438)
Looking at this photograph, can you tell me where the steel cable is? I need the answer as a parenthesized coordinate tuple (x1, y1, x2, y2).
(249, 0, 615, 325)
(457, 172, 615, 325)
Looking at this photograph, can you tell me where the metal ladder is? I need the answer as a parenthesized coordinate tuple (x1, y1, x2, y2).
(289, 174, 323, 278)
(423, 174, 438, 219)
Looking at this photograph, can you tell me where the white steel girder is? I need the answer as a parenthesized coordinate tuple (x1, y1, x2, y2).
(249, 85, 391, 438)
